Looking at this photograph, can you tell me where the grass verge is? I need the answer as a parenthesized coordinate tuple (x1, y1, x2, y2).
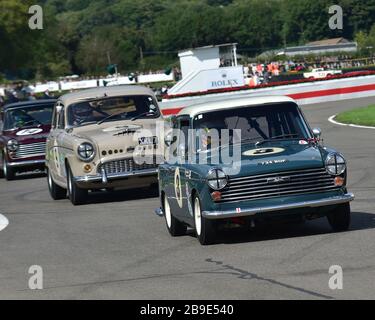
(335, 105, 375, 127)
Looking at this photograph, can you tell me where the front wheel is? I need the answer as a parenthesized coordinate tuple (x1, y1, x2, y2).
(2, 155, 15, 181)
(163, 195, 186, 236)
(193, 195, 216, 245)
(47, 167, 66, 200)
(67, 164, 88, 205)
(327, 203, 351, 232)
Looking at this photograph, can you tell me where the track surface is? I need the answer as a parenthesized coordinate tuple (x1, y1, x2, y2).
(0, 97, 374, 300)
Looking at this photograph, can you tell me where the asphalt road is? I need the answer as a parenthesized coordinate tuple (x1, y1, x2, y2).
(0, 96, 374, 300)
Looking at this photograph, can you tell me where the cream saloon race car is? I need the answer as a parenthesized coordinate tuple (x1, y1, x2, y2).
(46, 86, 165, 205)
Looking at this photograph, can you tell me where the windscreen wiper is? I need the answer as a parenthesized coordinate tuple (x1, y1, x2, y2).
(254, 134, 301, 147)
(17, 118, 43, 128)
(131, 111, 156, 121)
(97, 112, 128, 125)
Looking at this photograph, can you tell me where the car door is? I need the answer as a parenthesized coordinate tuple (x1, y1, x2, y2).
(46, 103, 58, 173)
(47, 102, 66, 185)
(170, 116, 191, 219)
(0, 112, 5, 170)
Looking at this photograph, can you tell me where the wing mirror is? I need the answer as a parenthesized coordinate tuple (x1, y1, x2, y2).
(312, 128, 322, 140)
(165, 133, 177, 146)
(56, 105, 63, 114)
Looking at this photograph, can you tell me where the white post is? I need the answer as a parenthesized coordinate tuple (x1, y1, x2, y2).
(233, 45, 238, 66)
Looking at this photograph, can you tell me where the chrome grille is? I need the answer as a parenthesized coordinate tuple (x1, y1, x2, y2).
(99, 158, 158, 175)
(219, 168, 338, 203)
(15, 142, 46, 158)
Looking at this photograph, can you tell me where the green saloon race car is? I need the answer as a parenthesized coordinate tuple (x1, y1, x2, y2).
(156, 96, 354, 245)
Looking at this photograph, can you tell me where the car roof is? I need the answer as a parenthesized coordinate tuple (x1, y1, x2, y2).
(59, 85, 155, 106)
(177, 95, 297, 118)
(2, 99, 57, 111)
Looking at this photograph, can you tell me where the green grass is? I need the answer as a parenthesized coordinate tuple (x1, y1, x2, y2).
(335, 105, 375, 127)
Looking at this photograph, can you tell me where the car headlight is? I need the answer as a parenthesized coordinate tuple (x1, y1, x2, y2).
(77, 142, 95, 162)
(326, 153, 346, 176)
(207, 168, 228, 190)
(7, 139, 19, 152)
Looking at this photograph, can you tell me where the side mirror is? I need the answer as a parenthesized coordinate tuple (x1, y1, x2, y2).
(165, 133, 173, 146)
(165, 133, 177, 146)
(56, 105, 63, 114)
(312, 127, 322, 140)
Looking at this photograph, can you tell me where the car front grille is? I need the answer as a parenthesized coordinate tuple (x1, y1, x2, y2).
(98, 158, 158, 175)
(219, 167, 338, 203)
(15, 142, 46, 158)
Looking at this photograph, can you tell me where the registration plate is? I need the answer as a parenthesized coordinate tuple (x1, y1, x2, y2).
(139, 136, 158, 145)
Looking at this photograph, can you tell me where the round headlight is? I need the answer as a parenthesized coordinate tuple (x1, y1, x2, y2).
(7, 139, 19, 152)
(326, 153, 346, 176)
(77, 142, 95, 162)
(207, 168, 228, 190)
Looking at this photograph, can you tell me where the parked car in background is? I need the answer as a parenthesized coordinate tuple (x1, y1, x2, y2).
(303, 68, 342, 79)
(46, 86, 165, 205)
(0, 100, 56, 180)
(156, 96, 354, 245)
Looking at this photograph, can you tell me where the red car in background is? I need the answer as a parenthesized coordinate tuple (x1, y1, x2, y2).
(0, 99, 56, 180)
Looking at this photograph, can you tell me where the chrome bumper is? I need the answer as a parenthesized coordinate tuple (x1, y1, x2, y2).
(202, 193, 355, 220)
(8, 159, 46, 168)
(74, 168, 158, 184)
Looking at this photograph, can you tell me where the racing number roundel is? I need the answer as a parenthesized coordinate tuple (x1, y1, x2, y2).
(174, 168, 183, 208)
(16, 128, 43, 136)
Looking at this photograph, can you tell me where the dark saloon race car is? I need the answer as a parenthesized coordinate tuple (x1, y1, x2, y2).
(0, 99, 56, 180)
(156, 96, 354, 245)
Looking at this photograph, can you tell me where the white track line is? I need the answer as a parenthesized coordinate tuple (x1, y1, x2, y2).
(0, 214, 9, 232)
(328, 115, 375, 130)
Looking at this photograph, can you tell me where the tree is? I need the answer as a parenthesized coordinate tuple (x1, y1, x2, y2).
(355, 24, 375, 55)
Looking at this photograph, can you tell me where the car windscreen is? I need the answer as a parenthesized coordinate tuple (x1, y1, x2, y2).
(67, 95, 159, 127)
(193, 103, 310, 150)
(4, 104, 54, 130)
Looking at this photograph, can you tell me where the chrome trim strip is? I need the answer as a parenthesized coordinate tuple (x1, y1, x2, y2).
(202, 193, 355, 219)
(8, 159, 46, 167)
(229, 174, 332, 187)
(12, 152, 45, 158)
(74, 168, 158, 183)
(229, 167, 326, 181)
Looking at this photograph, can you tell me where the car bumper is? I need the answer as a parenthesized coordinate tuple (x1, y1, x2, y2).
(74, 168, 158, 184)
(201, 193, 355, 219)
(8, 159, 46, 168)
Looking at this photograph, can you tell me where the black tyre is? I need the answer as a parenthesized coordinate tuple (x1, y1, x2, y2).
(193, 195, 216, 245)
(0, 153, 4, 179)
(2, 155, 15, 181)
(47, 167, 66, 200)
(67, 164, 88, 205)
(163, 194, 187, 236)
(327, 203, 351, 232)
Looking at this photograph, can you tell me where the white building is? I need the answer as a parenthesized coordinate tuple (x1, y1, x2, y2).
(167, 43, 245, 95)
